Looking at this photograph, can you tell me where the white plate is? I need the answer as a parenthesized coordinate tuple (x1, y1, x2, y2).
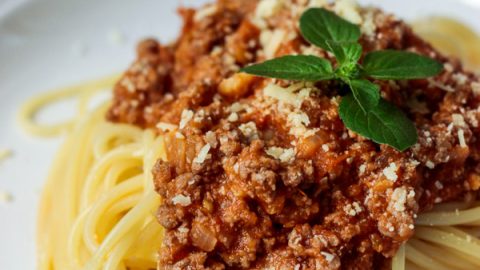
(0, 0, 479, 269)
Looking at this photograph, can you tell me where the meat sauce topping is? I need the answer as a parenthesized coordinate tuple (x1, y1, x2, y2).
(107, 0, 480, 269)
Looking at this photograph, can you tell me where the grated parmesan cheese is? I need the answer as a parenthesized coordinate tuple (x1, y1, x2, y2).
(359, 164, 366, 174)
(255, 0, 284, 19)
(444, 63, 454, 72)
(229, 102, 244, 113)
(458, 129, 467, 148)
(452, 114, 466, 127)
(263, 83, 312, 108)
(172, 194, 192, 206)
(193, 144, 211, 164)
(288, 112, 311, 127)
(383, 163, 398, 182)
(239, 122, 259, 140)
(452, 73, 468, 85)
(321, 144, 330, 152)
(264, 83, 297, 104)
(156, 122, 178, 132)
(227, 112, 239, 122)
(266, 147, 295, 163)
(425, 160, 435, 169)
(391, 187, 407, 212)
(321, 251, 334, 263)
(262, 29, 286, 59)
(344, 202, 363, 216)
(361, 9, 376, 36)
(179, 109, 194, 129)
(287, 111, 317, 138)
(428, 78, 455, 92)
(308, 0, 328, 7)
(334, 0, 362, 24)
(434, 181, 444, 190)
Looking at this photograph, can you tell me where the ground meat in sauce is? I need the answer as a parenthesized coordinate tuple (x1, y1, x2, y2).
(107, 0, 480, 269)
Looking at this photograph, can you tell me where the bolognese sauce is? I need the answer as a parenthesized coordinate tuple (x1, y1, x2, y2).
(107, 0, 480, 269)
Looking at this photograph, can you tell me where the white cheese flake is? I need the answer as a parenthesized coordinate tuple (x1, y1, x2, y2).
(179, 109, 194, 129)
(458, 129, 467, 148)
(172, 194, 192, 206)
(288, 112, 310, 127)
(425, 160, 435, 169)
(383, 163, 398, 182)
(264, 83, 297, 104)
(435, 181, 444, 190)
(352, 202, 363, 213)
(428, 79, 455, 92)
(452, 73, 468, 85)
(233, 163, 240, 173)
(321, 251, 335, 263)
(308, 0, 328, 7)
(344, 202, 363, 216)
(239, 122, 259, 140)
(193, 144, 211, 164)
(321, 144, 330, 152)
(391, 187, 407, 212)
(266, 147, 296, 163)
(230, 102, 244, 113)
(334, 0, 362, 24)
(255, 0, 284, 19)
(361, 9, 376, 36)
(359, 164, 366, 174)
(452, 114, 466, 127)
(227, 112, 239, 122)
(262, 29, 286, 59)
(444, 63, 454, 72)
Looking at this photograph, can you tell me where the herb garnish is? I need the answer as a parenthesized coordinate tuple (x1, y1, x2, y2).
(240, 8, 443, 151)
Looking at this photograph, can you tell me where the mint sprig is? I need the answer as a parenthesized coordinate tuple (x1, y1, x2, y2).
(240, 7, 443, 151)
(241, 55, 334, 81)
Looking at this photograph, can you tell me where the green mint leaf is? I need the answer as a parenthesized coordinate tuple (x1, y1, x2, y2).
(339, 94, 417, 151)
(326, 40, 362, 66)
(348, 79, 380, 113)
(300, 8, 361, 51)
(240, 55, 333, 81)
(362, 50, 443, 80)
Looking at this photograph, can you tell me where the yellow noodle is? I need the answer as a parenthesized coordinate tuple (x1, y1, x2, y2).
(27, 77, 164, 269)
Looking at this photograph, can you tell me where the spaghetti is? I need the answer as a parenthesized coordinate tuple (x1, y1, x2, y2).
(23, 80, 164, 270)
